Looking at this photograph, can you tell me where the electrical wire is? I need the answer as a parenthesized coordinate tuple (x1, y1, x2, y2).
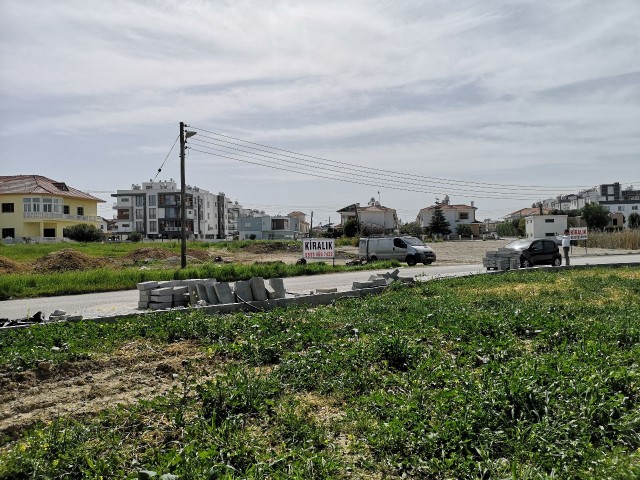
(190, 146, 547, 201)
(153, 135, 179, 182)
(188, 125, 596, 192)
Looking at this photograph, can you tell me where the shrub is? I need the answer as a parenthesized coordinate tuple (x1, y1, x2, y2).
(127, 232, 143, 242)
(400, 221, 424, 237)
(343, 218, 359, 237)
(63, 224, 105, 242)
(629, 212, 640, 230)
(455, 224, 472, 237)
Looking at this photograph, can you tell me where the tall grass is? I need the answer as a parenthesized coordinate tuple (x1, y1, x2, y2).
(587, 230, 640, 249)
(0, 260, 401, 300)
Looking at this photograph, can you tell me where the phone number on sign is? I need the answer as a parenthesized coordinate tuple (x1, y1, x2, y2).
(304, 251, 335, 258)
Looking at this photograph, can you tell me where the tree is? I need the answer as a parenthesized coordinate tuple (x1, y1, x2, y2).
(128, 232, 143, 242)
(343, 218, 359, 237)
(63, 223, 105, 242)
(581, 203, 610, 231)
(456, 224, 472, 237)
(400, 221, 424, 237)
(629, 212, 640, 230)
(428, 205, 451, 236)
(496, 221, 516, 237)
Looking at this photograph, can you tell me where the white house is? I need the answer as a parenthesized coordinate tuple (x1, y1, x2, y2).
(417, 196, 480, 235)
(525, 215, 568, 239)
(337, 198, 398, 233)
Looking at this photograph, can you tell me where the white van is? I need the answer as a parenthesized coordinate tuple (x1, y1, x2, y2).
(359, 236, 436, 266)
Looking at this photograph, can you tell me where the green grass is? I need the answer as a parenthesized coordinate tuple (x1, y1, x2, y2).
(1, 267, 639, 478)
(0, 260, 400, 300)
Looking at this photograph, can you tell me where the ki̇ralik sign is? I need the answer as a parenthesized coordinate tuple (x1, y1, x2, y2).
(569, 227, 588, 240)
(303, 238, 335, 260)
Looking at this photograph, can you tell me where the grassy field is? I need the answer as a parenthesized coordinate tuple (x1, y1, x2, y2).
(1, 267, 639, 478)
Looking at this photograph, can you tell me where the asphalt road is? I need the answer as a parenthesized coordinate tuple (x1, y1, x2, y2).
(2, 254, 639, 321)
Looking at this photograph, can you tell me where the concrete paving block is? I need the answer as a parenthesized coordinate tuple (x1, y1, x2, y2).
(204, 282, 219, 304)
(139, 291, 151, 300)
(137, 281, 159, 291)
(352, 281, 375, 290)
(265, 283, 278, 299)
(172, 286, 189, 296)
(150, 287, 175, 297)
(138, 301, 149, 309)
(149, 302, 173, 310)
(316, 287, 337, 294)
(383, 268, 400, 279)
(157, 280, 178, 288)
(149, 295, 173, 304)
(268, 278, 286, 299)
(249, 277, 268, 301)
(214, 282, 235, 304)
(196, 283, 209, 305)
(234, 281, 253, 302)
(188, 284, 200, 306)
(370, 278, 392, 287)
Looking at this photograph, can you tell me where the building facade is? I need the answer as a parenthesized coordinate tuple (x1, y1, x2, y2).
(111, 180, 229, 240)
(417, 196, 480, 235)
(238, 214, 302, 240)
(0, 175, 104, 241)
(337, 198, 398, 234)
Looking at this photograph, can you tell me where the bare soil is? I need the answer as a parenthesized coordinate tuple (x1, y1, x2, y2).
(0, 341, 219, 441)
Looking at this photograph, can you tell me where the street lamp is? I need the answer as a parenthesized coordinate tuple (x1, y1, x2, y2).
(180, 122, 197, 269)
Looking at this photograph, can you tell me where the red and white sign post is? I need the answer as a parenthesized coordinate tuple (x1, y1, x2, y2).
(303, 238, 336, 265)
(569, 227, 588, 254)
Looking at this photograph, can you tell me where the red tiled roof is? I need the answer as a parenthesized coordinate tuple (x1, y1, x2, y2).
(506, 207, 551, 217)
(0, 175, 105, 202)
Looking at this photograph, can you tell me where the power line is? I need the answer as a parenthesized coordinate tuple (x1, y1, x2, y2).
(190, 146, 546, 201)
(190, 136, 543, 199)
(153, 135, 179, 182)
(188, 125, 595, 192)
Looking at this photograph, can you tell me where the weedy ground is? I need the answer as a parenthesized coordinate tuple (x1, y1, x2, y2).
(0, 267, 639, 479)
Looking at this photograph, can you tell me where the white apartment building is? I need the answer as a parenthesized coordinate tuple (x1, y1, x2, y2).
(111, 180, 230, 240)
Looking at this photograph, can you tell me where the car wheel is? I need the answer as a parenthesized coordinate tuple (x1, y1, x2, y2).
(521, 258, 532, 268)
(406, 255, 417, 266)
(423, 261, 433, 265)
(553, 256, 562, 266)
(369, 255, 378, 262)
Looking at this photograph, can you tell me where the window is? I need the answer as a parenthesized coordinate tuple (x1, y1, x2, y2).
(459, 212, 469, 220)
(77, 207, 84, 216)
(43, 198, 53, 213)
(530, 241, 543, 252)
(135, 208, 144, 218)
(149, 208, 156, 219)
(618, 206, 624, 211)
(148, 195, 156, 207)
(63, 205, 70, 215)
(633, 206, 638, 211)
(135, 196, 144, 207)
(149, 220, 157, 232)
(544, 218, 555, 223)
(393, 238, 407, 248)
(135, 221, 144, 232)
(1, 203, 14, 213)
(2, 228, 15, 238)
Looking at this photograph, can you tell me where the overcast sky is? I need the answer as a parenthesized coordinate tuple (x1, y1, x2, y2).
(1, 0, 639, 224)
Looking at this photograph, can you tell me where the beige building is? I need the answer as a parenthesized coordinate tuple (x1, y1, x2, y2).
(0, 175, 104, 241)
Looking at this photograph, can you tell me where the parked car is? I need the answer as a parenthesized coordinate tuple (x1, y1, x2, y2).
(504, 238, 562, 267)
(359, 236, 436, 266)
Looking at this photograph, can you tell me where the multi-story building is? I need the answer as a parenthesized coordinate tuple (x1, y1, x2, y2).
(0, 175, 105, 241)
(417, 196, 480, 235)
(111, 179, 228, 240)
(337, 197, 398, 234)
(238, 214, 303, 240)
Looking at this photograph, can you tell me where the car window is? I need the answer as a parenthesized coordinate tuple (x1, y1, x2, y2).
(543, 240, 556, 252)
(393, 238, 407, 248)
(530, 241, 543, 252)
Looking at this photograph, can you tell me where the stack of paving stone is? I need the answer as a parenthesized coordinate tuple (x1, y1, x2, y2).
(483, 249, 521, 271)
(137, 277, 287, 310)
(352, 269, 412, 290)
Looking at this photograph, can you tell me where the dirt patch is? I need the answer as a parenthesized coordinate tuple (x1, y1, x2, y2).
(123, 247, 179, 261)
(32, 249, 107, 273)
(0, 256, 25, 275)
(186, 248, 211, 261)
(0, 340, 221, 441)
(243, 242, 298, 254)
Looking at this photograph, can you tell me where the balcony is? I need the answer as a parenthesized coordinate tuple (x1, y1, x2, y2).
(24, 212, 101, 222)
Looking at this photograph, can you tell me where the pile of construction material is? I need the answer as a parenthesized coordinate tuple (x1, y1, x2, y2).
(483, 249, 521, 271)
(352, 269, 414, 289)
(137, 277, 286, 310)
